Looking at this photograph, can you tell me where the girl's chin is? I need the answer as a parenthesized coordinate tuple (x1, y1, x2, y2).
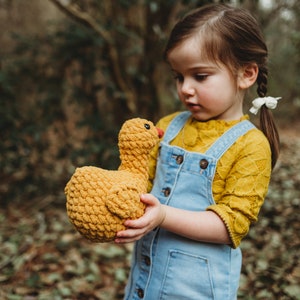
(187, 105, 203, 114)
(188, 109, 212, 121)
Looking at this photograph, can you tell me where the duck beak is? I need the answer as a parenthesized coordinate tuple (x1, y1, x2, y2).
(156, 128, 164, 138)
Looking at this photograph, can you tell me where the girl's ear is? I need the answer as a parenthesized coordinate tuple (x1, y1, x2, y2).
(238, 63, 259, 90)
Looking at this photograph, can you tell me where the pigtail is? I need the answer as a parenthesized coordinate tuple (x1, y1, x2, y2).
(257, 67, 280, 169)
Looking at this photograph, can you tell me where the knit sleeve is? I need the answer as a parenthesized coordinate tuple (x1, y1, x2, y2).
(206, 129, 272, 248)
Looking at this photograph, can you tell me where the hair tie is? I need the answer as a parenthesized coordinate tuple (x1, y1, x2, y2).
(249, 96, 281, 115)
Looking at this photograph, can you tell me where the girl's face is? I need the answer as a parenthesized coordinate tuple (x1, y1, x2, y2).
(167, 36, 247, 122)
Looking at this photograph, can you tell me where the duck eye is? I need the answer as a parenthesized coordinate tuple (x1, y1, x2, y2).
(144, 123, 151, 130)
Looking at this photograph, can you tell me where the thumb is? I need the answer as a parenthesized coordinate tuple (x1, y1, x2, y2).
(140, 193, 157, 206)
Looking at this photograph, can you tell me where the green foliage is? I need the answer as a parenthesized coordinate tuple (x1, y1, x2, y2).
(0, 2, 299, 299)
(0, 21, 119, 205)
(1, 0, 300, 207)
(0, 0, 209, 205)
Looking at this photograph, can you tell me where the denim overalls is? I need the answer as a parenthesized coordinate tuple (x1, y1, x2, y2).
(124, 111, 255, 300)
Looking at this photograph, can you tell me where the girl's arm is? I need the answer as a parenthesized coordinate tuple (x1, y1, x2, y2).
(115, 193, 231, 245)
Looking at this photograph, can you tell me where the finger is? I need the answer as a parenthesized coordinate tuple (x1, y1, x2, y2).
(115, 235, 141, 244)
(124, 217, 148, 228)
(125, 208, 155, 228)
(115, 231, 144, 244)
(117, 227, 146, 239)
(140, 193, 157, 206)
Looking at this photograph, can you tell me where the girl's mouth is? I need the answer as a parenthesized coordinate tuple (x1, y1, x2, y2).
(186, 103, 201, 111)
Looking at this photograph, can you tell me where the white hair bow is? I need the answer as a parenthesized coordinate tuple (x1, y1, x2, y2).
(249, 96, 281, 115)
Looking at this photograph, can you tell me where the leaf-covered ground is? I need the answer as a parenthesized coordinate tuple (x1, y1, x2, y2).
(1, 128, 299, 300)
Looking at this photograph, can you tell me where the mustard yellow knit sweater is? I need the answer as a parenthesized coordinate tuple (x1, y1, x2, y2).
(148, 112, 272, 248)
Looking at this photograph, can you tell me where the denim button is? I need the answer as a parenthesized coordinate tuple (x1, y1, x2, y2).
(176, 155, 184, 164)
(199, 159, 209, 169)
(163, 187, 171, 197)
(137, 288, 144, 298)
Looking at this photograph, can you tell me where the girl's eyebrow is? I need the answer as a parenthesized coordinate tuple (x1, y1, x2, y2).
(171, 65, 217, 73)
(191, 66, 217, 72)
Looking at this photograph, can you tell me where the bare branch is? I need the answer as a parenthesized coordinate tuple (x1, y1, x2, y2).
(49, 0, 111, 42)
(48, 0, 137, 113)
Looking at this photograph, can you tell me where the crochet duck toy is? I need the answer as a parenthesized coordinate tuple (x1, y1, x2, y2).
(65, 118, 163, 243)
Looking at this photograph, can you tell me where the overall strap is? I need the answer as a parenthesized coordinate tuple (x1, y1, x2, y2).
(163, 111, 191, 143)
(205, 120, 255, 160)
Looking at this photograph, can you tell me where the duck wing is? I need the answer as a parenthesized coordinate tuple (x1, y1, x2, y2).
(106, 181, 146, 219)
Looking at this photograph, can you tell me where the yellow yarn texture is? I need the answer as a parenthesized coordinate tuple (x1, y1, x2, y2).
(65, 118, 161, 243)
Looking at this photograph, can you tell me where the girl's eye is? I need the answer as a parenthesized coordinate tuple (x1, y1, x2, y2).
(195, 74, 208, 81)
(172, 73, 208, 82)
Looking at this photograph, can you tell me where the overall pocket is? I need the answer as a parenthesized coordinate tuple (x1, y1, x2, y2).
(159, 250, 215, 300)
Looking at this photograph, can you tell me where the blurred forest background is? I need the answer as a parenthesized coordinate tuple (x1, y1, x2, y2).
(0, 0, 299, 299)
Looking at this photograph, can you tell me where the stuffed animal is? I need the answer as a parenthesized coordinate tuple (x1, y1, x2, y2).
(65, 118, 163, 243)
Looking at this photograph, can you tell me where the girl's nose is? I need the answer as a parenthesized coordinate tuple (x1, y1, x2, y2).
(180, 79, 195, 96)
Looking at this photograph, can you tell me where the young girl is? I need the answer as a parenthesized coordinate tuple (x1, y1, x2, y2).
(116, 3, 280, 299)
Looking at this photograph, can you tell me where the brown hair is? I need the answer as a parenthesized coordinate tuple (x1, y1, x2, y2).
(164, 4, 279, 168)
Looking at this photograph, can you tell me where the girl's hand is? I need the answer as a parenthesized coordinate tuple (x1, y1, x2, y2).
(115, 193, 166, 244)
